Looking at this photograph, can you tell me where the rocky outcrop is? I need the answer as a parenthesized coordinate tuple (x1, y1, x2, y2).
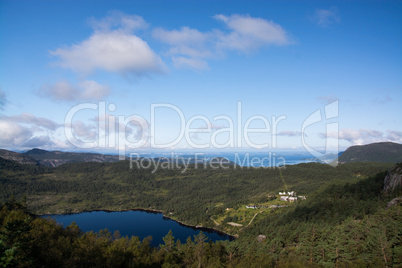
(257, 235, 266, 243)
(38, 159, 71, 167)
(0, 149, 38, 165)
(383, 165, 402, 192)
(387, 197, 402, 209)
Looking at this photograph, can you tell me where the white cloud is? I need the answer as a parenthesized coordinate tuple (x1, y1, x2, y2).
(323, 128, 402, 145)
(79, 80, 110, 100)
(51, 13, 165, 76)
(153, 26, 213, 70)
(22, 136, 55, 148)
(0, 113, 61, 148)
(88, 11, 148, 33)
(153, 14, 292, 69)
(2, 113, 60, 130)
(39, 80, 110, 101)
(68, 120, 97, 140)
(214, 14, 291, 52)
(49, 12, 292, 73)
(153, 26, 209, 47)
(38, 81, 78, 101)
(386, 130, 402, 142)
(0, 120, 33, 146)
(51, 32, 165, 75)
(312, 7, 340, 27)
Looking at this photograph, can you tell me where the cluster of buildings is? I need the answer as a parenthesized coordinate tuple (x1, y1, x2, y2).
(278, 191, 306, 202)
(246, 204, 272, 209)
(246, 191, 307, 209)
(278, 191, 295, 196)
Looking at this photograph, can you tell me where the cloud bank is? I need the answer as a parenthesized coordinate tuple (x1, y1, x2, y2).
(0, 113, 62, 148)
(323, 129, 402, 145)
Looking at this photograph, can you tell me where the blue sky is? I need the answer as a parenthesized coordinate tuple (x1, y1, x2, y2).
(0, 0, 401, 155)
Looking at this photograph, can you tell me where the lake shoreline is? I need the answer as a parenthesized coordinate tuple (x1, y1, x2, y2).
(39, 207, 237, 240)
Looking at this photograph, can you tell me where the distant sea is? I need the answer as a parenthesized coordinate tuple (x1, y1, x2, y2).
(202, 152, 318, 167)
(129, 151, 335, 168)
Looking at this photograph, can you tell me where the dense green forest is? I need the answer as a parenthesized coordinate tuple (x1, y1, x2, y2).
(1, 158, 401, 266)
(0, 158, 393, 229)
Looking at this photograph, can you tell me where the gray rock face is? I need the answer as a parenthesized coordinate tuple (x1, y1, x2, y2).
(387, 197, 402, 209)
(383, 166, 402, 192)
(0, 149, 38, 165)
(257, 235, 266, 243)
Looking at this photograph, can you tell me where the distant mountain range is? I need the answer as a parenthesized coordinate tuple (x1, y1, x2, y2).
(337, 142, 402, 164)
(0, 149, 38, 165)
(0, 148, 120, 167)
(0, 142, 401, 167)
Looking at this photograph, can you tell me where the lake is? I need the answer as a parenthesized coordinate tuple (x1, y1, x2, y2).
(45, 210, 233, 247)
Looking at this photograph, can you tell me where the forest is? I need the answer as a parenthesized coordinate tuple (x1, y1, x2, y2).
(0, 158, 401, 266)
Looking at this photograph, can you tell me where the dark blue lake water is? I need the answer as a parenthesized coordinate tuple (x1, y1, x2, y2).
(45, 210, 233, 247)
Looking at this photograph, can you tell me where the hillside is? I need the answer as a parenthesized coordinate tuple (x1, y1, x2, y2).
(337, 142, 402, 163)
(1, 144, 401, 266)
(0, 159, 401, 267)
(0, 157, 394, 229)
(0, 149, 38, 165)
(0, 148, 122, 167)
(25, 148, 122, 167)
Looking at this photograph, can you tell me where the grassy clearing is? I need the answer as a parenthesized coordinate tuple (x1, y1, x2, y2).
(210, 196, 299, 234)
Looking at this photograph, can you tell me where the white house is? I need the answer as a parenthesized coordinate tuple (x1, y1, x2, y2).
(279, 191, 296, 196)
(280, 196, 298, 202)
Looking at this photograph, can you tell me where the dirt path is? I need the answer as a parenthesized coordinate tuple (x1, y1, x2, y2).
(210, 217, 220, 226)
(227, 222, 243, 227)
(246, 211, 262, 227)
